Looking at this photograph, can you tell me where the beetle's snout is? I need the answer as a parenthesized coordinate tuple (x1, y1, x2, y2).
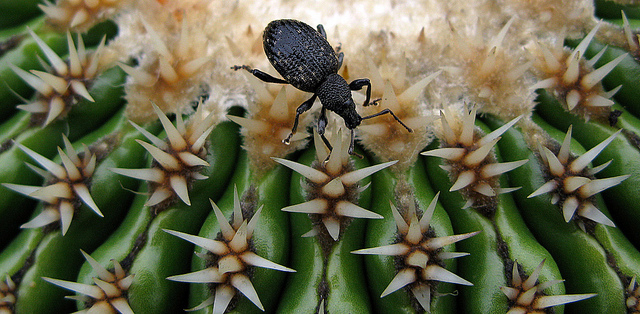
(343, 100, 363, 129)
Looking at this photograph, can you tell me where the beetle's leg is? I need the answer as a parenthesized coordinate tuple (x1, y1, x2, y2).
(317, 24, 344, 67)
(317, 106, 333, 152)
(231, 65, 289, 84)
(317, 24, 327, 39)
(318, 109, 364, 158)
(283, 94, 317, 145)
(348, 79, 373, 107)
(347, 129, 364, 158)
(362, 108, 414, 133)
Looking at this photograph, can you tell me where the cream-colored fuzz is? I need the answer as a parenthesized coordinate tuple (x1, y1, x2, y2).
(111, 103, 217, 208)
(528, 126, 627, 228)
(119, 13, 212, 123)
(501, 259, 595, 313)
(43, 250, 134, 314)
(352, 193, 478, 312)
(530, 23, 626, 122)
(164, 190, 294, 314)
(500, 0, 596, 37)
(0, 275, 16, 313)
(228, 81, 314, 177)
(13, 30, 107, 126)
(440, 17, 535, 119)
(276, 129, 396, 241)
(40, 0, 132, 32)
(356, 56, 439, 172)
(422, 106, 527, 212)
(99, 0, 615, 151)
(2, 136, 99, 235)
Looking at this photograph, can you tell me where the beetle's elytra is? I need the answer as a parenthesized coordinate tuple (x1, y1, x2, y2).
(232, 19, 412, 155)
(263, 19, 340, 93)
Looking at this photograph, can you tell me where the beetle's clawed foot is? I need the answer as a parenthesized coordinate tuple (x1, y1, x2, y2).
(365, 98, 382, 107)
(335, 42, 343, 54)
(348, 149, 364, 159)
(283, 132, 294, 145)
(231, 65, 252, 71)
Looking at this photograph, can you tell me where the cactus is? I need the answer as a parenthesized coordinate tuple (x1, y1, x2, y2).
(1, 0, 640, 313)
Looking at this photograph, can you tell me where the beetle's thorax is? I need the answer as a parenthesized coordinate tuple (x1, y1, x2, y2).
(317, 73, 362, 129)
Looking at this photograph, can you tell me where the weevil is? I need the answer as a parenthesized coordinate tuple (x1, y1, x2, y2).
(233, 19, 412, 155)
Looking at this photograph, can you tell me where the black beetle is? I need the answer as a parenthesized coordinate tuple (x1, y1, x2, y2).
(233, 19, 412, 155)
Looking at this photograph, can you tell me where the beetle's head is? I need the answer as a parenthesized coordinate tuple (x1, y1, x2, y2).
(341, 99, 362, 129)
(317, 74, 362, 129)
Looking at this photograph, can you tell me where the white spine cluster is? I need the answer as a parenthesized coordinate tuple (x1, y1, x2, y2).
(43, 250, 135, 314)
(501, 259, 595, 313)
(275, 129, 396, 241)
(164, 189, 295, 314)
(353, 193, 478, 312)
(3, 135, 100, 235)
(422, 106, 527, 210)
(11, 30, 107, 126)
(531, 24, 626, 121)
(529, 126, 628, 227)
(111, 103, 218, 208)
